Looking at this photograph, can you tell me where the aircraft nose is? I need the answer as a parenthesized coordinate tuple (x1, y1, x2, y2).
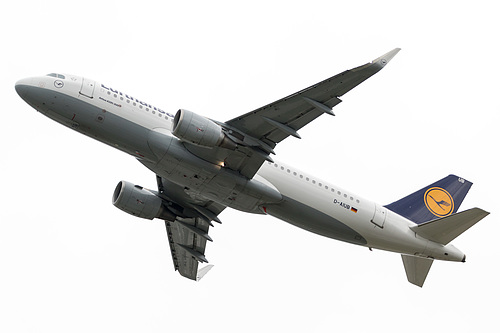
(15, 77, 34, 101)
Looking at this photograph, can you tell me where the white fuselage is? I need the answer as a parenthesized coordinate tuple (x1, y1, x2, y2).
(15, 74, 465, 263)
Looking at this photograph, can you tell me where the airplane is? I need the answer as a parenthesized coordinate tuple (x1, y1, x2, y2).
(15, 48, 489, 287)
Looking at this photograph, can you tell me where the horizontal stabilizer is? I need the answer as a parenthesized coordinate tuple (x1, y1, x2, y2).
(411, 208, 489, 245)
(401, 255, 434, 287)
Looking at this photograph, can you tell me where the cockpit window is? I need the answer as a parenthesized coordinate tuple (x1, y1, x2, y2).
(46, 73, 65, 79)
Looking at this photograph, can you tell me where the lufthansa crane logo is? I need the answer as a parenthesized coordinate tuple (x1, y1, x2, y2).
(424, 187, 454, 217)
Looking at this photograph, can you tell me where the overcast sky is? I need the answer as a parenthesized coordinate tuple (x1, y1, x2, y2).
(2, 1, 499, 332)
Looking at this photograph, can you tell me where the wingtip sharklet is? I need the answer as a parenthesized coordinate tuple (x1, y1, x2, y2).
(196, 264, 214, 281)
(372, 48, 401, 67)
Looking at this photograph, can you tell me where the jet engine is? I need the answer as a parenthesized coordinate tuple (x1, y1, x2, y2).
(112, 181, 176, 221)
(173, 109, 236, 149)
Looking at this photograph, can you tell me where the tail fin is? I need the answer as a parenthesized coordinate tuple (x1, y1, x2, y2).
(385, 175, 472, 224)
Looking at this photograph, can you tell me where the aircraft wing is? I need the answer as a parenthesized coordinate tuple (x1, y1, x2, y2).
(183, 48, 400, 179)
(226, 48, 400, 146)
(157, 176, 225, 281)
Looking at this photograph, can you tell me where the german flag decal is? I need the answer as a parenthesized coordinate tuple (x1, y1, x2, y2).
(351, 207, 358, 213)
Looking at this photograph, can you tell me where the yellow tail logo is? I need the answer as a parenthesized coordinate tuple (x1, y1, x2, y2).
(424, 187, 454, 217)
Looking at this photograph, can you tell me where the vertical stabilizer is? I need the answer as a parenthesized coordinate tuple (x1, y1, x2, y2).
(401, 255, 434, 287)
(386, 175, 472, 224)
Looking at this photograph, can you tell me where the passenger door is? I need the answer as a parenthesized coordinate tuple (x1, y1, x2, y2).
(371, 203, 387, 228)
(80, 77, 95, 98)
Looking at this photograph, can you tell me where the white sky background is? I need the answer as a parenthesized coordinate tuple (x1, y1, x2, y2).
(1, 0, 499, 332)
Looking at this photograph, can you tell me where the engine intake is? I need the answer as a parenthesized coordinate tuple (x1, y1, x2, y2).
(112, 181, 176, 221)
(173, 109, 236, 149)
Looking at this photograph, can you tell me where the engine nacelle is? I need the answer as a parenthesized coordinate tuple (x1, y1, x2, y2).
(112, 181, 176, 221)
(173, 109, 236, 149)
